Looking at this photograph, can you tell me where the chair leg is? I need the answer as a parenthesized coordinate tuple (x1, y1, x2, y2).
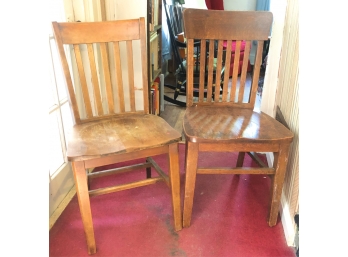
(236, 151, 245, 168)
(87, 168, 94, 190)
(168, 143, 182, 231)
(183, 141, 199, 228)
(235, 152, 245, 178)
(236, 152, 245, 167)
(146, 158, 151, 178)
(72, 161, 96, 255)
(268, 143, 291, 227)
(146, 167, 152, 178)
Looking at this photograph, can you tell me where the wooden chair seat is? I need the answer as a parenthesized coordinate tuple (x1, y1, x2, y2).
(183, 106, 293, 143)
(67, 114, 181, 161)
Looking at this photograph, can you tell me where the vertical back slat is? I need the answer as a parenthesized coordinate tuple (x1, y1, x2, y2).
(113, 42, 125, 113)
(222, 40, 232, 102)
(249, 41, 264, 106)
(126, 40, 136, 112)
(186, 39, 194, 106)
(100, 42, 114, 114)
(87, 43, 103, 115)
(139, 17, 149, 114)
(206, 40, 215, 102)
(237, 40, 251, 103)
(229, 40, 241, 103)
(214, 40, 223, 101)
(198, 39, 206, 102)
(73, 44, 93, 118)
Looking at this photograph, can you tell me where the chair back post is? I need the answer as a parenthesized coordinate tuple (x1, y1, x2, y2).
(183, 9, 273, 108)
(52, 18, 149, 125)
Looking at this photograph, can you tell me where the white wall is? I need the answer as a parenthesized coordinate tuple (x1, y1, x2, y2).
(113, 0, 147, 20)
(260, 0, 287, 117)
(223, 0, 257, 11)
(182, 0, 207, 9)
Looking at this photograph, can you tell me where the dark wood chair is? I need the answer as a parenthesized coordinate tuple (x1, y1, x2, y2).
(181, 9, 294, 228)
(52, 18, 182, 254)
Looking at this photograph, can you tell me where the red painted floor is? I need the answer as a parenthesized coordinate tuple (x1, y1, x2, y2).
(49, 144, 296, 257)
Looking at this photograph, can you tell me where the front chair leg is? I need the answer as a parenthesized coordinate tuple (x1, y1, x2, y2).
(183, 141, 199, 228)
(72, 161, 96, 255)
(168, 143, 182, 231)
(268, 143, 291, 226)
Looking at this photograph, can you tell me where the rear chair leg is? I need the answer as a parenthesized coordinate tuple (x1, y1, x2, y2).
(146, 158, 151, 178)
(235, 152, 245, 178)
(236, 152, 245, 167)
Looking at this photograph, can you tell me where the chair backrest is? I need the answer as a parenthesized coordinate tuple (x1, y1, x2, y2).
(183, 9, 272, 108)
(52, 18, 148, 125)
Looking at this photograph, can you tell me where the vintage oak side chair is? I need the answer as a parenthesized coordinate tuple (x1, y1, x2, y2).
(52, 18, 182, 254)
(181, 9, 294, 228)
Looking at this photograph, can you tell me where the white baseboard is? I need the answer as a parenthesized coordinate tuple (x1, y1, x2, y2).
(265, 152, 295, 247)
(280, 192, 296, 246)
(49, 186, 76, 230)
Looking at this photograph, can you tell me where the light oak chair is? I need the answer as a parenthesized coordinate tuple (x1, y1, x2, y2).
(181, 9, 294, 228)
(52, 18, 182, 254)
